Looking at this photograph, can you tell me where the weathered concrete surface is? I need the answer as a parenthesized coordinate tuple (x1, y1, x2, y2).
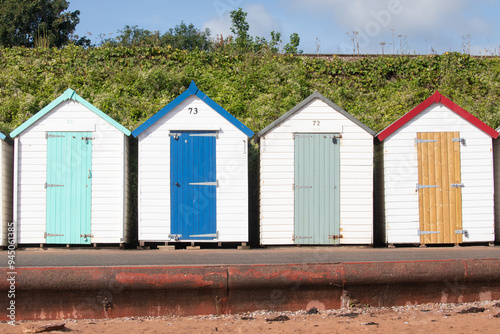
(2, 259, 500, 320)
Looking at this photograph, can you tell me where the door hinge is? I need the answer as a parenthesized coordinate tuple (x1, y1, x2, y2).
(168, 234, 182, 241)
(455, 230, 469, 238)
(188, 181, 219, 187)
(416, 184, 439, 190)
(45, 183, 64, 188)
(189, 231, 219, 239)
(44, 232, 64, 238)
(418, 230, 441, 235)
(80, 234, 93, 238)
(81, 136, 94, 141)
(293, 134, 313, 139)
(294, 185, 313, 189)
(292, 235, 313, 240)
(45, 134, 65, 139)
(189, 132, 218, 139)
(415, 138, 438, 145)
(451, 183, 465, 188)
(293, 134, 342, 140)
(452, 138, 466, 145)
(329, 235, 343, 240)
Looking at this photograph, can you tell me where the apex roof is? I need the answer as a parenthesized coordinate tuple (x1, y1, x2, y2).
(256, 91, 375, 139)
(376, 91, 499, 141)
(10, 89, 131, 138)
(132, 81, 254, 138)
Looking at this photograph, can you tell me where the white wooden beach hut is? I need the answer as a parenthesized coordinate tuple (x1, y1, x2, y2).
(256, 92, 376, 245)
(0, 133, 13, 248)
(132, 81, 254, 245)
(375, 91, 498, 246)
(10, 89, 132, 246)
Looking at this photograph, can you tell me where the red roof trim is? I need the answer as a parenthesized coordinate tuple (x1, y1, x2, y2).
(376, 91, 499, 141)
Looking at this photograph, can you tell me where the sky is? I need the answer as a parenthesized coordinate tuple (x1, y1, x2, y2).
(68, 0, 500, 55)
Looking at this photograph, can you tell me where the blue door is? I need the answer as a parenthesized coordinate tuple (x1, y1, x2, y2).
(170, 131, 217, 240)
(46, 132, 92, 244)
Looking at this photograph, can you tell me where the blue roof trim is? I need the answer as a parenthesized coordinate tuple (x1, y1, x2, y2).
(10, 89, 131, 138)
(132, 81, 254, 138)
(131, 87, 193, 137)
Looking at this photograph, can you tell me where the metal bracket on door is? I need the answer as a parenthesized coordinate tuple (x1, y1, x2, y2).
(415, 139, 438, 145)
(455, 230, 469, 238)
(294, 185, 312, 190)
(44, 232, 64, 238)
(416, 184, 439, 190)
(418, 230, 441, 235)
(189, 181, 219, 187)
(80, 234, 94, 238)
(169, 132, 181, 140)
(45, 134, 65, 139)
(292, 235, 312, 241)
(189, 231, 219, 239)
(189, 132, 219, 139)
(329, 235, 343, 240)
(452, 138, 466, 145)
(293, 134, 313, 139)
(451, 183, 465, 188)
(168, 234, 182, 241)
(45, 183, 64, 188)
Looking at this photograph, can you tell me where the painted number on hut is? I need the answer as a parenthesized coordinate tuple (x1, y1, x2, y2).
(313, 121, 320, 126)
(188, 108, 199, 114)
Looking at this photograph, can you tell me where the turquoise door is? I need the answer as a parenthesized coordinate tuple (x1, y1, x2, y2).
(294, 133, 340, 244)
(170, 131, 217, 240)
(46, 132, 92, 244)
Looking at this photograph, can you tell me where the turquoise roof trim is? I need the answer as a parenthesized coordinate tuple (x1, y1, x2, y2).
(10, 89, 131, 138)
(0, 132, 5, 140)
(132, 81, 254, 138)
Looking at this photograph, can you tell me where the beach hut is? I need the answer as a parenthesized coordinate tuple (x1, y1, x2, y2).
(256, 92, 376, 245)
(11, 89, 132, 246)
(0, 133, 13, 248)
(375, 91, 498, 246)
(132, 81, 254, 246)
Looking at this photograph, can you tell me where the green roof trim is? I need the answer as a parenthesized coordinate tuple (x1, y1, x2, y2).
(10, 89, 131, 138)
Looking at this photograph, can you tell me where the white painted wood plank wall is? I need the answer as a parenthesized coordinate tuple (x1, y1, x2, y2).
(381, 103, 494, 244)
(0, 141, 13, 247)
(259, 99, 374, 245)
(138, 95, 249, 242)
(373, 142, 386, 245)
(493, 137, 500, 242)
(16, 100, 128, 244)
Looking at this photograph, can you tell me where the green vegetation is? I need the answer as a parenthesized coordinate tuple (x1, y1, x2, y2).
(0, 0, 84, 48)
(101, 22, 212, 51)
(0, 47, 499, 136)
(284, 33, 302, 54)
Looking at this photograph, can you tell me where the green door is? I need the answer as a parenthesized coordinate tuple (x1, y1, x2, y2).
(46, 132, 92, 244)
(294, 133, 340, 244)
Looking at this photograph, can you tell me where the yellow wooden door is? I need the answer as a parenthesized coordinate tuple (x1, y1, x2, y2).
(417, 132, 463, 244)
